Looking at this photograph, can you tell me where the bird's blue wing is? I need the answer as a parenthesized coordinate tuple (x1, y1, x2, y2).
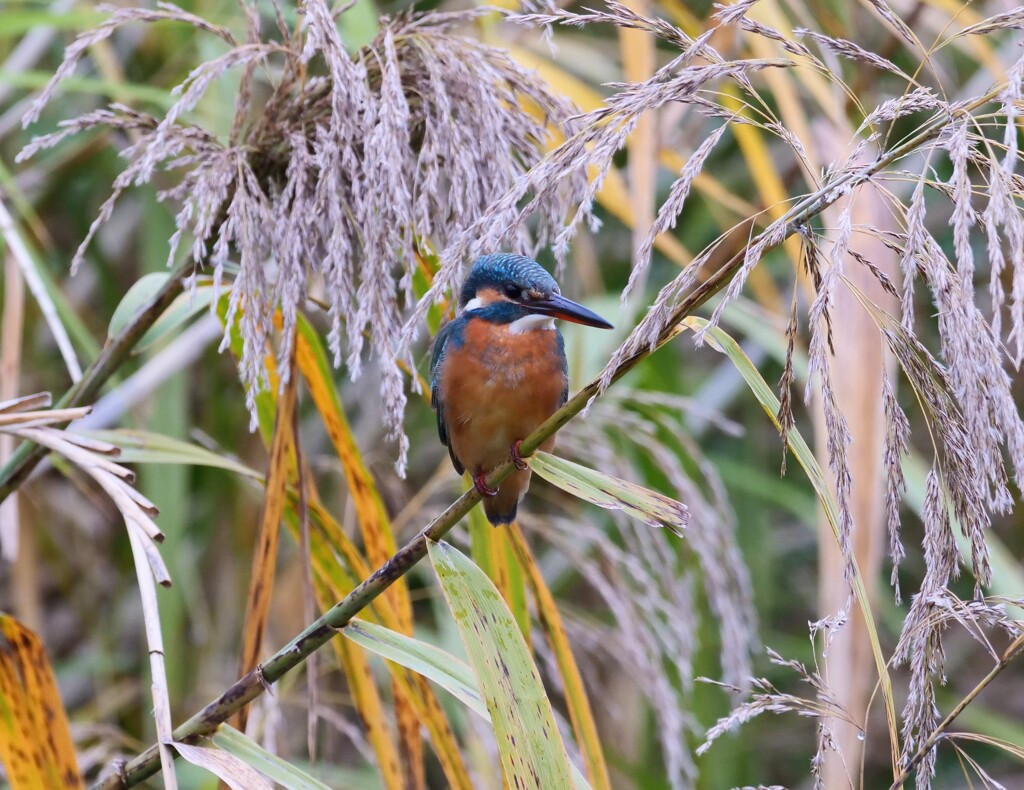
(430, 317, 466, 475)
(557, 329, 569, 406)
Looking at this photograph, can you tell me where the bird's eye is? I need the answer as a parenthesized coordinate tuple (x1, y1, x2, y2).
(504, 284, 521, 299)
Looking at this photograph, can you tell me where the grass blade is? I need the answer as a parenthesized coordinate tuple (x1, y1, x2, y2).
(173, 741, 273, 790)
(74, 429, 260, 479)
(427, 539, 580, 790)
(508, 525, 612, 790)
(682, 315, 901, 771)
(530, 451, 689, 537)
(212, 725, 333, 789)
(344, 619, 486, 718)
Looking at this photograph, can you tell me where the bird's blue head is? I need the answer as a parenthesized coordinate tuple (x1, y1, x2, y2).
(458, 253, 613, 329)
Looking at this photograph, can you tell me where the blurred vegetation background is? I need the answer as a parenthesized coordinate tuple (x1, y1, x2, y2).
(1, 0, 1023, 788)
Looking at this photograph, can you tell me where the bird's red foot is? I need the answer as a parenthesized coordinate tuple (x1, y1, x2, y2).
(511, 439, 529, 471)
(473, 472, 498, 497)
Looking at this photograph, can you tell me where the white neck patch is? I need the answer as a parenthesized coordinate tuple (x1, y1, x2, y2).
(462, 296, 484, 312)
(508, 314, 556, 334)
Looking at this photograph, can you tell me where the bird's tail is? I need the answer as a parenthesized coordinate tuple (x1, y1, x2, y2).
(483, 469, 530, 525)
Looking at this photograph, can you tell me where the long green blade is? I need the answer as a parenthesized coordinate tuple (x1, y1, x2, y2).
(343, 620, 487, 718)
(212, 726, 334, 790)
(427, 539, 580, 790)
(531, 452, 688, 537)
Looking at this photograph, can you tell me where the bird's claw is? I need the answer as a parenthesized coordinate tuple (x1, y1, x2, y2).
(473, 473, 498, 497)
(511, 440, 530, 471)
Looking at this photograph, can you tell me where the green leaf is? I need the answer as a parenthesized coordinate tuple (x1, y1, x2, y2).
(530, 452, 689, 537)
(138, 280, 216, 350)
(107, 274, 215, 350)
(174, 739, 274, 790)
(108, 274, 169, 342)
(0, 10, 107, 37)
(212, 726, 334, 790)
(337, 0, 380, 53)
(343, 620, 487, 718)
(427, 539, 582, 790)
(0, 70, 174, 107)
(74, 429, 260, 479)
(682, 315, 900, 762)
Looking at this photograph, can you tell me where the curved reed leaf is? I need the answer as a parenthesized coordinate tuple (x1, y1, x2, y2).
(682, 314, 900, 769)
(73, 429, 260, 479)
(211, 726, 332, 790)
(427, 539, 584, 790)
(530, 451, 689, 537)
(344, 620, 486, 718)
(173, 741, 273, 790)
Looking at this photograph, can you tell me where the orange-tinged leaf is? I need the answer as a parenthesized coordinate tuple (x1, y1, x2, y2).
(508, 526, 611, 790)
(317, 578, 405, 790)
(294, 317, 410, 628)
(0, 614, 83, 790)
(296, 484, 472, 790)
(234, 360, 298, 732)
(293, 316, 423, 785)
(389, 669, 474, 790)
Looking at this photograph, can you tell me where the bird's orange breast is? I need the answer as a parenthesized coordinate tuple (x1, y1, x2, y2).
(438, 319, 565, 475)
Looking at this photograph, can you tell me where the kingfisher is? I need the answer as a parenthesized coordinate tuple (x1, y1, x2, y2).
(430, 253, 613, 525)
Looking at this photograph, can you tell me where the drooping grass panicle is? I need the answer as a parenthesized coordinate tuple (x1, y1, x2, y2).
(697, 648, 856, 758)
(881, 374, 909, 602)
(535, 389, 756, 790)
(794, 28, 911, 81)
(21, 2, 583, 473)
(625, 124, 729, 303)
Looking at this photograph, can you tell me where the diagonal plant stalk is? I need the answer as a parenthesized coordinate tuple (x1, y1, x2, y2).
(93, 239, 736, 790)
(89, 94, 998, 788)
(0, 258, 194, 503)
(888, 632, 1024, 790)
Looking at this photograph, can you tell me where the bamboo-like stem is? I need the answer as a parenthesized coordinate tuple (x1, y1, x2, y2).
(92, 252, 736, 790)
(0, 258, 194, 503)
(888, 633, 1024, 790)
(89, 99, 984, 788)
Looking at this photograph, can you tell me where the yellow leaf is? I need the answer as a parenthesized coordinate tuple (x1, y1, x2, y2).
(330, 598, 405, 790)
(294, 319, 410, 629)
(0, 614, 83, 790)
(293, 317, 424, 785)
(298, 481, 473, 790)
(234, 358, 298, 732)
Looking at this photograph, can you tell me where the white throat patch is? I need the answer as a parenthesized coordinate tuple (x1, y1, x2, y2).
(508, 314, 556, 334)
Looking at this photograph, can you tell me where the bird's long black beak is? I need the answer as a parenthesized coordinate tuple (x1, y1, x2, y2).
(528, 293, 613, 329)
